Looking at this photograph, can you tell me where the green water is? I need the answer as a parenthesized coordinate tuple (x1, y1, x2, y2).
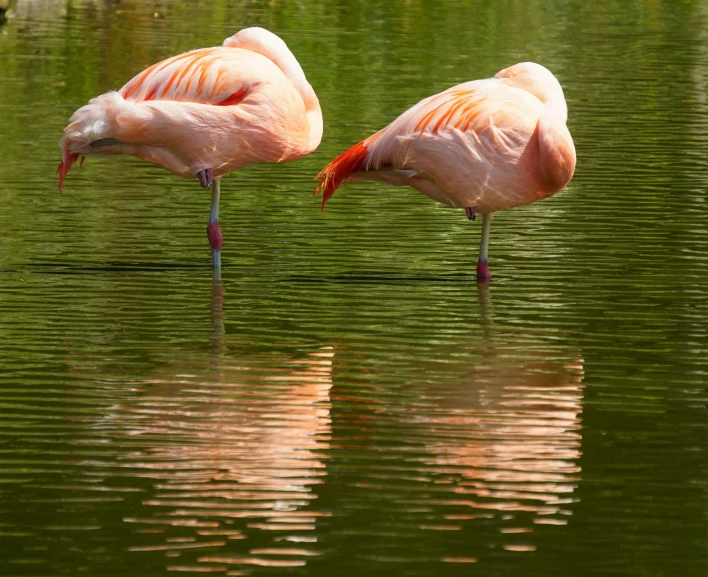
(1, 1, 707, 575)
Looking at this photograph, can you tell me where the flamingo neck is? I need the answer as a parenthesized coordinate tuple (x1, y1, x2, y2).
(546, 92, 568, 124)
(223, 28, 322, 149)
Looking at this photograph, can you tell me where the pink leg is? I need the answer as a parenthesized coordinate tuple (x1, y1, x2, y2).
(465, 207, 477, 220)
(476, 213, 493, 282)
(476, 259, 490, 281)
(207, 221, 223, 252)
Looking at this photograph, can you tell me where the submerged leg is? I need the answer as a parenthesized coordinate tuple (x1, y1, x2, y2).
(206, 177, 223, 272)
(477, 213, 493, 282)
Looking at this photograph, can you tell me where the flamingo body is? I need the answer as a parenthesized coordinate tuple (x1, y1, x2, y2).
(58, 28, 322, 271)
(316, 62, 575, 280)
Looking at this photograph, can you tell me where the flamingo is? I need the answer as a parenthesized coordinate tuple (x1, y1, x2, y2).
(315, 62, 575, 281)
(58, 27, 322, 273)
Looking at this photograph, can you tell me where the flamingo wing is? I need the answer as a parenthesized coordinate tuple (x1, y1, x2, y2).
(316, 80, 544, 209)
(119, 48, 253, 107)
(59, 47, 304, 189)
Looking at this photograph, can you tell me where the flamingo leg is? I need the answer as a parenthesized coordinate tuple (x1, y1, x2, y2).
(206, 177, 223, 273)
(465, 207, 477, 220)
(477, 213, 493, 281)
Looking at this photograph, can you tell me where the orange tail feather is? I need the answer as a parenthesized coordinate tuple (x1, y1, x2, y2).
(315, 141, 369, 210)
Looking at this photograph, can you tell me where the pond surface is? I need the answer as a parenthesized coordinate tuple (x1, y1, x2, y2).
(1, 1, 707, 575)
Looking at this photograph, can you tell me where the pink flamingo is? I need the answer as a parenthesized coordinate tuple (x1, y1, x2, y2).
(316, 62, 575, 281)
(58, 27, 322, 271)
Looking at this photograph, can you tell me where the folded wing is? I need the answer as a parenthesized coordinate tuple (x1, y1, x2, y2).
(119, 48, 253, 106)
(59, 47, 303, 190)
(317, 80, 544, 209)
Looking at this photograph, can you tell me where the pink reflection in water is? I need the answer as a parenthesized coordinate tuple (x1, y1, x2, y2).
(382, 327, 585, 553)
(101, 283, 334, 570)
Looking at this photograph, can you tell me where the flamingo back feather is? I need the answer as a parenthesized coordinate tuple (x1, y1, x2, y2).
(119, 48, 252, 106)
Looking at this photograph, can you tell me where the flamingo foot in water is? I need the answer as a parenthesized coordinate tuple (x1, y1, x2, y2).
(476, 259, 490, 282)
(198, 168, 214, 189)
(465, 207, 477, 220)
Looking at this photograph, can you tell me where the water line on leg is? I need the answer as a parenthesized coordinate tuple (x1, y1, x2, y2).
(207, 177, 223, 272)
(477, 213, 493, 281)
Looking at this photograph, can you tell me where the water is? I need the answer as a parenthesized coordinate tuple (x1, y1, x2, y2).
(1, 0, 707, 575)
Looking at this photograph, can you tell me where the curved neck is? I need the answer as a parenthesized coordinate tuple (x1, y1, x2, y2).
(545, 91, 568, 124)
(223, 28, 322, 148)
(496, 64, 569, 124)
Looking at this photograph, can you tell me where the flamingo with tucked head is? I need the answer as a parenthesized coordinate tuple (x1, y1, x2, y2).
(316, 62, 575, 281)
(58, 27, 322, 273)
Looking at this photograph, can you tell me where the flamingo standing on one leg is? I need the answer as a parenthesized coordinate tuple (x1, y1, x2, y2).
(315, 62, 575, 281)
(58, 27, 322, 274)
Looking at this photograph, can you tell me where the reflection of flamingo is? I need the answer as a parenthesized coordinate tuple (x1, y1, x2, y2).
(125, 347, 333, 491)
(98, 275, 333, 568)
(379, 319, 584, 549)
(316, 62, 575, 281)
(416, 340, 583, 508)
(60, 277, 335, 570)
(105, 344, 334, 570)
(58, 27, 322, 271)
(322, 285, 585, 558)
